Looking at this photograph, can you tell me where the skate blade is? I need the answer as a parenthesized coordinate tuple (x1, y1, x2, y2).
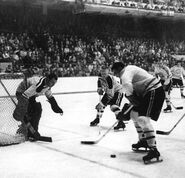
(163, 111, 172, 113)
(90, 124, 99, 127)
(132, 147, 150, 153)
(114, 128, 125, 132)
(143, 157, 163, 164)
(132, 148, 149, 153)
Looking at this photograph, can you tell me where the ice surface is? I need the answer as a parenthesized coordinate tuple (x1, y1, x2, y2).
(0, 88, 185, 178)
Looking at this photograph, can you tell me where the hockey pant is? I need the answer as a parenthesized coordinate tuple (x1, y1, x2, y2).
(172, 78, 184, 95)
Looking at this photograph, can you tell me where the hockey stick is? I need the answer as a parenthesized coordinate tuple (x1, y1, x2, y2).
(81, 104, 133, 145)
(170, 102, 183, 110)
(97, 94, 102, 135)
(0, 79, 52, 143)
(156, 112, 185, 135)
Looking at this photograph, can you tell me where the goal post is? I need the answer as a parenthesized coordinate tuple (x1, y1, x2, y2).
(0, 73, 26, 146)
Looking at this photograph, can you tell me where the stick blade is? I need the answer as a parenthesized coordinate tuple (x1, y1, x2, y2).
(81, 141, 96, 144)
(38, 136, 52, 142)
(176, 106, 183, 110)
(156, 130, 170, 135)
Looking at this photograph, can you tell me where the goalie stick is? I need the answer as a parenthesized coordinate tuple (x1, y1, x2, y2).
(0, 79, 52, 143)
(156, 112, 185, 135)
(170, 102, 183, 110)
(81, 104, 133, 145)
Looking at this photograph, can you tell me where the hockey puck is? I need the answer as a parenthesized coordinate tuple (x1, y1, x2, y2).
(110, 154, 116, 158)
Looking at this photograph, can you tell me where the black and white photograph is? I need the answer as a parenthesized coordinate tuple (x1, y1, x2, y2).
(0, 0, 185, 177)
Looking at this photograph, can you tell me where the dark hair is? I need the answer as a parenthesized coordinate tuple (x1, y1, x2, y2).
(111, 62, 125, 71)
(47, 73, 58, 80)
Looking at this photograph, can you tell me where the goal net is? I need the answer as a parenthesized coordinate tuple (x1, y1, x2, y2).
(0, 73, 26, 146)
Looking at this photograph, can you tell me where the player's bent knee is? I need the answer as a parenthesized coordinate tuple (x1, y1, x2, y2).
(137, 116, 150, 128)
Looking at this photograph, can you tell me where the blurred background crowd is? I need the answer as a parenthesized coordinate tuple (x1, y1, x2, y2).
(0, 1, 185, 78)
(88, 0, 185, 13)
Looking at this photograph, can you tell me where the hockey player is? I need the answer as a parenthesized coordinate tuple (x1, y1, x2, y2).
(111, 62, 165, 164)
(171, 61, 185, 98)
(154, 60, 173, 112)
(90, 65, 125, 130)
(13, 73, 63, 140)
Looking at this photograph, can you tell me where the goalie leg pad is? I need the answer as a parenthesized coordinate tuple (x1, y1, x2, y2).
(27, 102, 42, 132)
(13, 94, 29, 122)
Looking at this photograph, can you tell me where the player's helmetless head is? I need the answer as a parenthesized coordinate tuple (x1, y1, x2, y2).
(100, 66, 109, 78)
(46, 73, 58, 88)
(111, 62, 125, 77)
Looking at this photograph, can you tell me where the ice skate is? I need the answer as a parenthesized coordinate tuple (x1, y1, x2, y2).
(143, 147, 163, 164)
(132, 139, 149, 151)
(114, 121, 125, 131)
(90, 118, 100, 126)
(163, 105, 172, 113)
(16, 124, 27, 135)
(27, 130, 41, 142)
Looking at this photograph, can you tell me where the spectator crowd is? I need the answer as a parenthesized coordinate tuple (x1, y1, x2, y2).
(0, 2, 185, 78)
(87, 0, 185, 14)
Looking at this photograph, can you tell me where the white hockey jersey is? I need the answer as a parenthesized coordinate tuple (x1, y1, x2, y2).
(120, 65, 161, 97)
(16, 76, 53, 99)
(154, 64, 172, 81)
(171, 65, 185, 80)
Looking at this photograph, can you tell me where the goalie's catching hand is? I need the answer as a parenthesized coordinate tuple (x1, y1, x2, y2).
(48, 97, 63, 114)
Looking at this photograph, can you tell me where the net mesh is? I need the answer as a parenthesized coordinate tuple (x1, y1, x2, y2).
(0, 74, 26, 146)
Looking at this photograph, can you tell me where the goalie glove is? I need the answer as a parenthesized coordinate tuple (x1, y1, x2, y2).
(97, 87, 104, 95)
(116, 103, 132, 121)
(48, 97, 63, 114)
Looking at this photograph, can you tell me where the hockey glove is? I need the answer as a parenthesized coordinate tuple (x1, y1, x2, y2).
(97, 87, 104, 95)
(116, 103, 132, 121)
(125, 93, 140, 106)
(48, 97, 63, 114)
(95, 102, 105, 111)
